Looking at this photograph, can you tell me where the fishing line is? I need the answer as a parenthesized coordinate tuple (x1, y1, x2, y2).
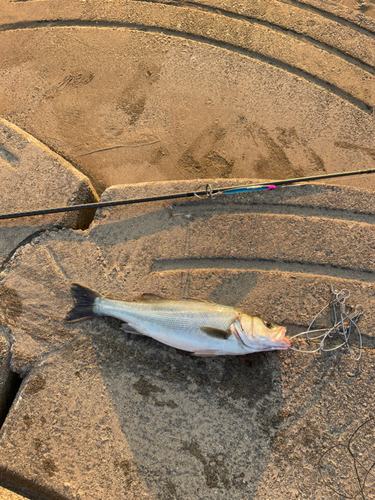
(1, 168, 375, 220)
(289, 287, 365, 360)
(318, 417, 375, 500)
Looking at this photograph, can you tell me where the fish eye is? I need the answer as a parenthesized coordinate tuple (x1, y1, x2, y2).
(263, 320, 272, 329)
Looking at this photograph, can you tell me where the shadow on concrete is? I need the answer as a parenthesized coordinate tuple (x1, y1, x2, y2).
(92, 313, 285, 499)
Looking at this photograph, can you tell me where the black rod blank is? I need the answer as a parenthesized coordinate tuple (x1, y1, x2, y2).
(1, 168, 374, 220)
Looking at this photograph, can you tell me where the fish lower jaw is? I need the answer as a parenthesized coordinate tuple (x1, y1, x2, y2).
(270, 338, 291, 349)
(247, 337, 291, 351)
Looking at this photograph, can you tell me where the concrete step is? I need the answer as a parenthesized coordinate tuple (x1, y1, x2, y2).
(0, 178, 373, 499)
(0, 0, 374, 192)
(0, 118, 98, 270)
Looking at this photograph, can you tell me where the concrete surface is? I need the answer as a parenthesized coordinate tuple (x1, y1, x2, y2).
(0, 486, 29, 500)
(0, 0, 375, 498)
(302, 0, 375, 24)
(0, 118, 98, 269)
(0, 327, 12, 427)
(0, 117, 97, 499)
(0, 179, 374, 499)
(0, 337, 150, 500)
(0, 0, 374, 194)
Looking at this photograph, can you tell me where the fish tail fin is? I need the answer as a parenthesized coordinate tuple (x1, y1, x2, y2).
(65, 283, 101, 323)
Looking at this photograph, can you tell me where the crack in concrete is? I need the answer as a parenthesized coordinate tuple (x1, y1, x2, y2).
(76, 140, 162, 157)
(44, 246, 69, 281)
(0, 229, 48, 275)
(0, 370, 22, 431)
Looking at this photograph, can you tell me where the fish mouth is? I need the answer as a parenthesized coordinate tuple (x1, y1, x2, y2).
(273, 328, 292, 347)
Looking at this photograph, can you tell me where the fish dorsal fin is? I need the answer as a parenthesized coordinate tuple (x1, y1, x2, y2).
(200, 326, 232, 340)
(136, 293, 165, 301)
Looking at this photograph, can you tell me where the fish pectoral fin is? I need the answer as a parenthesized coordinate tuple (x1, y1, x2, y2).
(192, 350, 222, 357)
(200, 326, 232, 340)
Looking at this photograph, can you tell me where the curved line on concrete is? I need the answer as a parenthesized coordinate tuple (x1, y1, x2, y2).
(230, 0, 375, 36)
(279, 0, 375, 33)
(0, 21, 372, 112)
(133, 0, 375, 37)
(140, 0, 375, 71)
(172, 202, 375, 225)
(152, 258, 375, 283)
(0, 229, 52, 274)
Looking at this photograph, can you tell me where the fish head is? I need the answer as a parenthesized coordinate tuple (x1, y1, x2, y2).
(232, 314, 291, 351)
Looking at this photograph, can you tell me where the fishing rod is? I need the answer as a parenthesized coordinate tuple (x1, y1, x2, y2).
(1, 168, 375, 220)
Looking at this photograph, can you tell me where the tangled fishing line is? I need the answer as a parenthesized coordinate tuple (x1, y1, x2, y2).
(289, 286, 364, 360)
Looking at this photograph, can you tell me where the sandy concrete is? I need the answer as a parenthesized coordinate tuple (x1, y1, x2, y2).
(0, 118, 98, 269)
(0, 0, 374, 194)
(0, 0, 374, 498)
(0, 117, 98, 468)
(0, 179, 373, 499)
(0, 337, 150, 500)
(0, 486, 29, 500)
(302, 0, 375, 24)
(0, 327, 12, 426)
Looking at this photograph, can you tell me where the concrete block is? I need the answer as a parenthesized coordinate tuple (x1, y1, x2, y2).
(0, 0, 374, 193)
(0, 336, 150, 500)
(0, 118, 98, 269)
(0, 179, 373, 499)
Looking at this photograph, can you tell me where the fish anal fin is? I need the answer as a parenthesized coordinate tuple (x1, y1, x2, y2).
(200, 326, 232, 340)
(121, 323, 144, 335)
(192, 350, 222, 357)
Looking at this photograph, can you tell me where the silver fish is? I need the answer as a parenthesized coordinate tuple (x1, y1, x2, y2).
(65, 283, 291, 356)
